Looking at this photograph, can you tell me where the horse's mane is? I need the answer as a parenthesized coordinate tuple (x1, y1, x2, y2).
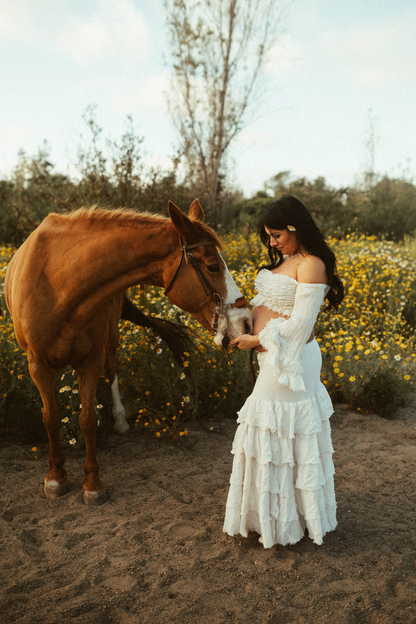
(48, 206, 222, 248)
(56, 206, 166, 225)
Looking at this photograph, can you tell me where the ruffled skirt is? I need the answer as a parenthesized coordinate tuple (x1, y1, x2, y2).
(223, 340, 336, 548)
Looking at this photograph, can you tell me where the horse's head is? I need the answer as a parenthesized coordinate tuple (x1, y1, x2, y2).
(164, 200, 252, 347)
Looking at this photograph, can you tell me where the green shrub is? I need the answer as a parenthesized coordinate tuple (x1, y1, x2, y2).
(355, 371, 412, 419)
(1, 232, 415, 446)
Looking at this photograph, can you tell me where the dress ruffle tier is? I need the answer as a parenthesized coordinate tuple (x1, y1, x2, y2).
(223, 383, 337, 548)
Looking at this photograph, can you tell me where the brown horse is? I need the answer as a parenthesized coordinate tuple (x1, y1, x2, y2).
(4, 200, 252, 505)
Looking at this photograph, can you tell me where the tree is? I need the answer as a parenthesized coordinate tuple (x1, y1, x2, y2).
(363, 108, 378, 187)
(165, 0, 285, 224)
(348, 175, 416, 241)
(75, 105, 145, 208)
(223, 172, 354, 236)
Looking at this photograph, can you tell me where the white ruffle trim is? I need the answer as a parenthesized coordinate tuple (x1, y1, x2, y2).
(250, 293, 293, 317)
(236, 383, 333, 437)
(258, 318, 305, 392)
(223, 387, 336, 548)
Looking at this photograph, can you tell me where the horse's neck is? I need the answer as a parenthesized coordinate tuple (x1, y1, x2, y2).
(54, 219, 178, 324)
(74, 219, 176, 285)
(101, 220, 176, 285)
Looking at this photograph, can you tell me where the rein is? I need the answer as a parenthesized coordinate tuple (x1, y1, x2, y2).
(164, 235, 248, 358)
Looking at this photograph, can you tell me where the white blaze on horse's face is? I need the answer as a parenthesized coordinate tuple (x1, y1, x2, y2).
(212, 255, 252, 346)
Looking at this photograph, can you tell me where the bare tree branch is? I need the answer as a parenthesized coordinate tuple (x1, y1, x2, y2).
(165, 0, 286, 223)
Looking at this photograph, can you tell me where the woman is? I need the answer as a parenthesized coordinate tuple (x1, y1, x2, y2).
(223, 195, 344, 548)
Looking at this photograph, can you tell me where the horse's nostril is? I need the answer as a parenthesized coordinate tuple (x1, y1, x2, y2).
(243, 319, 251, 334)
(222, 334, 230, 349)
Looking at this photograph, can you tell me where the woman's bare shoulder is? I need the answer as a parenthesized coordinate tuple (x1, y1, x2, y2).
(297, 254, 327, 284)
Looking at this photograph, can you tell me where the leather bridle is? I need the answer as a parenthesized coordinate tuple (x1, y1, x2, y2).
(164, 236, 249, 345)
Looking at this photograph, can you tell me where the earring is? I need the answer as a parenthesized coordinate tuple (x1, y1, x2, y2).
(287, 225, 296, 231)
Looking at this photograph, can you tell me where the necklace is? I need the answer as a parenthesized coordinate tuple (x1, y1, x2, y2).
(288, 250, 304, 260)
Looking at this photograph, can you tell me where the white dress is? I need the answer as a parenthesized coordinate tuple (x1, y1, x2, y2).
(223, 270, 337, 548)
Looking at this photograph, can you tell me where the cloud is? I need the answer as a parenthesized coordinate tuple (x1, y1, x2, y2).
(58, 1, 151, 65)
(315, 11, 416, 88)
(235, 126, 279, 149)
(265, 34, 305, 76)
(74, 73, 170, 118)
(108, 73, 170, 118)
(0, 0, 34, 41)
(0, 0, 152, 65)
(0, 123, 40, 176)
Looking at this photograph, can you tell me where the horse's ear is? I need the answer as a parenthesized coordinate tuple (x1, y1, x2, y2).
(188, 199, 204, 222)
(168, 200, 193, 237)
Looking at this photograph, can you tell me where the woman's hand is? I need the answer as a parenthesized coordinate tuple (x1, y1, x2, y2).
(229, 334, 260, 351)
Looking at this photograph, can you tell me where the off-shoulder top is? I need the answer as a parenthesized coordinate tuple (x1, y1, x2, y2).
(251, 270, 330, 392)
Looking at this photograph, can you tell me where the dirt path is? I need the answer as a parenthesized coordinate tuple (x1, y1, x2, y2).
(1, 401, 416, 624)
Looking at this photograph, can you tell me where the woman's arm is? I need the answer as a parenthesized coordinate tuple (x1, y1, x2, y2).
(297, 255, 327, 285)
(230, 257, 328, 376)
(274, 256, 328, 350)
(257, 257, 328, 391)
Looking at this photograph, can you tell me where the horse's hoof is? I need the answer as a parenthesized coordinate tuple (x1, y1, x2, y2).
(114, 422, 130, 435)
(44, 479, 68, 499)
(84, 488, 107, 506)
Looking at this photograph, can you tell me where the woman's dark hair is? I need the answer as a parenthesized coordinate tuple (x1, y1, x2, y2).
(258, 195, 344, 311)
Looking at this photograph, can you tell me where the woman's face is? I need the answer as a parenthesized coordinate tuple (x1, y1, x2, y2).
(264, 226, 299, 256)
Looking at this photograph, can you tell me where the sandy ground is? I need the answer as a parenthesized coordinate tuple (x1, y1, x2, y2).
(1, 399, 416, 624)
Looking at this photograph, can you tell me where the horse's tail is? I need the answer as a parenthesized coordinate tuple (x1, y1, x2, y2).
(120, 295, 195, 367)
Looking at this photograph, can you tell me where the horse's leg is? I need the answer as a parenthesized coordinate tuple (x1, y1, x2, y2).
(110, 375, 129, 435)
(28, 354, 68, 499)
(105, 346, 129, 436)
(106, 300, 129, 435)
(77, 351, 107, 506)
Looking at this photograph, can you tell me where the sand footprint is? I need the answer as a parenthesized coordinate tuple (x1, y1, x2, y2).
(166, 522, 200, 540)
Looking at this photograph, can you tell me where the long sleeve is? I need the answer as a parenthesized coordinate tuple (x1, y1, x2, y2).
(258, 283, 327, 392)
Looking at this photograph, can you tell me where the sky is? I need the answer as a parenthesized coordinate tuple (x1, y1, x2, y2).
(0, 0, 415, 198)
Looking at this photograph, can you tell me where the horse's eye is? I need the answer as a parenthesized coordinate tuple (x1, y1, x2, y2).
(207, 263, 220, 273)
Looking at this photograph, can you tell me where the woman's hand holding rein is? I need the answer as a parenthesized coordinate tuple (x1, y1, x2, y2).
(229, 334, 260, 351)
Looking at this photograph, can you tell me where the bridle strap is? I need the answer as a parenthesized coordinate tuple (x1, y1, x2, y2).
(230, 296, 249, 309)
(183, 247, 214, 297)
(164, 247, 184, 296)
(164, 235, 249, 341)
(164, 236, 217, 297)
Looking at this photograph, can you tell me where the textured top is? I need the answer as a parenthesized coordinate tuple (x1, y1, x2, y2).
(250, 270, 298, 316)
(251, 269, 330, 316)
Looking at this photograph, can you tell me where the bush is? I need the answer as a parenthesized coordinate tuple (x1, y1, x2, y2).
(0, 232, 415, 447)
(227, 173, 353, 237)
(315, 234, 416, 415)
(355, 371, 411, 419)
(347, 176, 416, 241)
(227, 172, 416, 241)
(222, 193, 271, 230)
